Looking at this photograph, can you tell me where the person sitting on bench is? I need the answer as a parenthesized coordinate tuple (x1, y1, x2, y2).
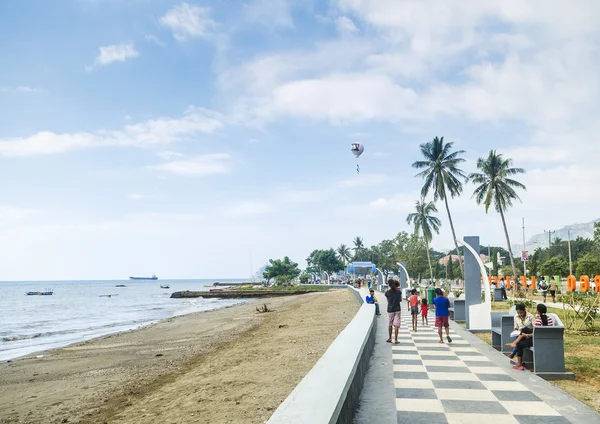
(507, 303, 553, 370)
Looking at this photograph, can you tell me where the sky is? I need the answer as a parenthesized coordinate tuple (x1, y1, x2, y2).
(1, 0, 599, 280)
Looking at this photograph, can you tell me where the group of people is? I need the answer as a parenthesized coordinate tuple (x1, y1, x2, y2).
(365, 280, 453, 344)
(505, 303, 554, 370)
(366, 279, 556, 371)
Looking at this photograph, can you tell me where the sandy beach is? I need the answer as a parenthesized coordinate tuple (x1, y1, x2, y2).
(0, 289, 359, 424)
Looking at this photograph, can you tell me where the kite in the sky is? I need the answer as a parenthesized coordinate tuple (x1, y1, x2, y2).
(351, 143, 364, 174)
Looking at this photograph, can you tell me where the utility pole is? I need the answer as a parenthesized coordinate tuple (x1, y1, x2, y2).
(544, 230, 554, 249)
(567, 230, 573, 276)
(522, 218, 527, 277)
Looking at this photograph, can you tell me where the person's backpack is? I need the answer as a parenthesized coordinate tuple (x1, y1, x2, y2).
(538, 281, 548, 291)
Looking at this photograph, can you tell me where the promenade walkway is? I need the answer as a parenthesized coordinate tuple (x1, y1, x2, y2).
(355, 288, 600, 424)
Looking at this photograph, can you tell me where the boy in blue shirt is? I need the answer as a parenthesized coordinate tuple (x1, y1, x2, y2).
(433, 288, 452, 344)
(366, 289, 381, 315)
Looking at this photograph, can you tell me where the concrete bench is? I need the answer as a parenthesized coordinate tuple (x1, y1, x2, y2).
(522, 313, 575, 380)
(448, 299, 465, 322)
(490, 312, 514, 353)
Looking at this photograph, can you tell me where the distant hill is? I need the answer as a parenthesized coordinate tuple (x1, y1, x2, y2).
(513, 218, 600, 252)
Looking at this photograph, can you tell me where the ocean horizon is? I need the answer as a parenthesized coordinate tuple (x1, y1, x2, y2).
(0, 278, 250, 361)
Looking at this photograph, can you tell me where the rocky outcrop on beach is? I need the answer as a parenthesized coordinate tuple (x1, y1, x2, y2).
(170, 290, 321, 299)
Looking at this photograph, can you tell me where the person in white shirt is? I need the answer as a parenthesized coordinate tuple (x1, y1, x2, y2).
(506, 304, 534, 359)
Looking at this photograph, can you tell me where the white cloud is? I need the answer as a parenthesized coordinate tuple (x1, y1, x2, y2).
(0, 107, 223, 157)
(149, 153, 232, 176)
(0, 86, 40, 93)
(281, 188, 330, 204)
(338, 173, 388, 188)
(336, 16, 358, 34)
(226, 200, 274, 216)
(156, 150, 186, 160)
(128, 194, 146, 200)
(0, 206, 40, 224)
(160, 3, 214, 41)
(144, 34, 165, 46)
(86, 42, 139, 71)
(245, 0, 294, 28)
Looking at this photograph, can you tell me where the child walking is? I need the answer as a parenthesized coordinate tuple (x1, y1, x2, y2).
(421, 298, 429, 325)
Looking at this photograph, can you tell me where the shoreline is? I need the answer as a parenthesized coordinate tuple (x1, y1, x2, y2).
(0, 290, 359, 424)
(1, 300, 249, 362)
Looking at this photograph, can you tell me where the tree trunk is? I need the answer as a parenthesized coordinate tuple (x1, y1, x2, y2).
(443, 193, 465, 280)
(425, 239, 434, 281)
(499, 207, 518, 279)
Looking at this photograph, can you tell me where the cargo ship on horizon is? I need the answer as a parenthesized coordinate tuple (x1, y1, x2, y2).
(129, 274, 158, 280)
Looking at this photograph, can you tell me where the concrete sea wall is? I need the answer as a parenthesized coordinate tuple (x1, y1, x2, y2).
(267, 286, 375, 424)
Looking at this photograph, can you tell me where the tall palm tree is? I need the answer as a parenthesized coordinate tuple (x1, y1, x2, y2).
(337, 244, 352, 265)
(468, 150, 526, 279)
(413, 136, 466, 279)
(353, 237, 364, 261)
(406, 198, 442, 280)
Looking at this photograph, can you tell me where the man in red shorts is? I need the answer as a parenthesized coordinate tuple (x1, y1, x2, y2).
(433, 288, 452, 344)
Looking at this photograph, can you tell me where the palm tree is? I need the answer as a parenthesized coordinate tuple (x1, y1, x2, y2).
(413, 136, 466, 279)
(337, 244, 352, 265)
(468, 150, 526, 279)
(406, 198, 441, 280)
(352, 236, 364, 261)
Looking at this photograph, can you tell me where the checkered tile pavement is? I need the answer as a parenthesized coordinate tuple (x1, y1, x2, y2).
(393, 314, 569, 424)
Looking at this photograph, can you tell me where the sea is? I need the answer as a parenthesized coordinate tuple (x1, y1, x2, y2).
(0, 279, 249, 361)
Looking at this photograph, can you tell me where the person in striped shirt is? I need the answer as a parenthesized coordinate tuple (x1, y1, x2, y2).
(508, 304, 553, 370)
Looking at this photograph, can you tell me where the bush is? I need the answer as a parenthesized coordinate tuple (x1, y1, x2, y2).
(557, 292, 600, 331)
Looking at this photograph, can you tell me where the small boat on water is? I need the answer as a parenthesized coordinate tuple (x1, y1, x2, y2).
(130, 274, 158, 280)
(160, 284, 170, 289)
(116, 284, 127, 287)
(26, 289, 53, 296)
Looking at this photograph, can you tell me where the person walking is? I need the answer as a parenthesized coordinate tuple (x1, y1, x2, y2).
(549, 278, 558, 303)
(433, 288, 452, 344)
(385, 279, 402, 344)
(421, 298, 429, 326)
(538, 277, 548, 302)
(408, 289, 420, 332)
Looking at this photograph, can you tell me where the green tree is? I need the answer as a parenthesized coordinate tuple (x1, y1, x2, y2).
(306, 249, 345, 276)
(447, 257, 455, 281)
(263, 257, 301, 283)
(403, 233, 429, 281)
(539, 256, 569, 277)
(372, 239, 398, 278)
(576, 253, 600, 277)
(406, 198, 442, 280)
(413, 136, 466, 279)
(594, 222, 600, 251)
(336, 244, 352, 265)
(500, 265, 514, 277)
(468, 150, 526, 279)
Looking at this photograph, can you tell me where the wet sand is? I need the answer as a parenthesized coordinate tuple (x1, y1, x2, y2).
(0, 290, 359, 424)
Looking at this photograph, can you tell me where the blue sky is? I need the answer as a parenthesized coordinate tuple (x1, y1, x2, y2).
(1, 0, 599, 280)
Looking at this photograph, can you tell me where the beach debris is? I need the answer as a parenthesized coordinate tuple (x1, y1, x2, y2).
(155, 353, 164, 357)
(256, 304, 272, 313)
(278, 324, 288, 329)
(61, 418, 69, 423)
